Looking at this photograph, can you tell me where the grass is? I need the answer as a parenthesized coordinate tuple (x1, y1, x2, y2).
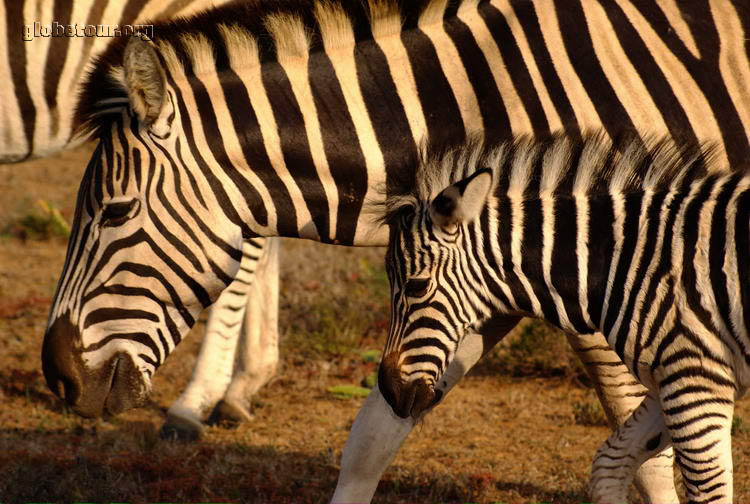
(0, 294, 51, 319)
(733, 415, 749, 436)
(2, 199, 70, 240)
(572, 397, 609, 427)
(471, 319, 587, 381)
(279, 245, 389, 359)
(327, 384, 372, 399)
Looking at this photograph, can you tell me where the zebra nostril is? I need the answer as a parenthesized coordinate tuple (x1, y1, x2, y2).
(104, 353, 148, 415)
(408, 379, 435, 418)
(49, 374, 81, 404)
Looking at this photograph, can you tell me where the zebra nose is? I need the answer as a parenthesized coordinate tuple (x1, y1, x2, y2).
(378, 352, 436, 419)
(42, 315, 83, 406)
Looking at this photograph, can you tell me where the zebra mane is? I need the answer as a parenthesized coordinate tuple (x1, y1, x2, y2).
(380, 131, 726, 226)
(74, 0, 470, 140)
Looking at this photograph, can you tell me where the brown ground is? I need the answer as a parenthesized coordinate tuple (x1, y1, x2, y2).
(1, 143, 749, 503)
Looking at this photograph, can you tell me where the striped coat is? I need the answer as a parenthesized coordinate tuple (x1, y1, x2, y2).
(38, 1, 750, 502)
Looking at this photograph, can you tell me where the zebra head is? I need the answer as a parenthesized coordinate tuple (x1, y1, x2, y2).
(379, 145, 496, 419)
(42, 36, 246, 418)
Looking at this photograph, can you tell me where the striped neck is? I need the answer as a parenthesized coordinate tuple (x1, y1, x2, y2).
(487, 187, 637, 335)
(384, 133, 728, 337)
(75, 0, 579, 246)
(483, 168, 750, 370)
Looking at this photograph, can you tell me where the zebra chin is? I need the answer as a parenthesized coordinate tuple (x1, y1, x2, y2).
(377, 352, 441, 420)
(42, 315, 150, 418)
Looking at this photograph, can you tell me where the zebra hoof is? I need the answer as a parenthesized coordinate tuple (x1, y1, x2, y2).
(160, 413, 204, 441)
(208, 399, 254, 426)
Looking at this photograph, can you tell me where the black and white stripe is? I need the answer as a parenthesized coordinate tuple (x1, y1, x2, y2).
(164, 236, 283, 436)
(0, 0, 238, 161)
(39, 1, 750, 499)
(380, 133, 747, 502)
(0, 0, 273, 435)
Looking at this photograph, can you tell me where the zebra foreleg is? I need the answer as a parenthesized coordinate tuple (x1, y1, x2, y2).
(330, 315, 521, 504)
(589, 394, 671, 503)
(161, 239, 266, 439)
(567, 332, 679, 503)
(329, 383, 415, 504)
(213, 237, 281, 423)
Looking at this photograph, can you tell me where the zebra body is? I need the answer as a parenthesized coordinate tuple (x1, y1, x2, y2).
(379, 133, 749, 502)
(69, 0, 750, 245)
(38, 0, 750, 501)
(1, 0, 270, 435)
(0, 0, 236, 161)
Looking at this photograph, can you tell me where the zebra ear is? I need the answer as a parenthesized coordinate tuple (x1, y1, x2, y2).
(429, 169, 493, 230)
(123, 35, 171, 134)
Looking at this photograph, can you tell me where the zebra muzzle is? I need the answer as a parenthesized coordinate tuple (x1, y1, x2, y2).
(378, 352, 436, 419)
(43, 315, 148, 417)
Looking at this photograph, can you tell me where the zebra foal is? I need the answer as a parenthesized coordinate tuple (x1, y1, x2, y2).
(379, 133, 749, 503)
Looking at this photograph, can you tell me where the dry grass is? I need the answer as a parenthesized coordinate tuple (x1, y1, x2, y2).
(3, 144, 750, 503)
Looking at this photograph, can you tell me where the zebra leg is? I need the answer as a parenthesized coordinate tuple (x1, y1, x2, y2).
(329, 383, 415, 504)
(161, 239, 265, 439)
(567, 333, 679, 503)
(589, 394, 671, 503)
(657, 364, 735, 504)
(213, 237, 280, 423)
(330, 315, 521, 504)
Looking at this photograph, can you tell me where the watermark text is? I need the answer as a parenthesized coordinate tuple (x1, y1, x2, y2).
(23, 21, 153, 41)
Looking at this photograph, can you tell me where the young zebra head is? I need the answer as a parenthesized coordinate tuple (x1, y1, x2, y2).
(378, 137, 501, 418)
(377, 133, 718, 420)
(42, 33, 249, 417)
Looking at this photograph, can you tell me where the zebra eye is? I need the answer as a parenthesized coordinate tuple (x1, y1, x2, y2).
(101, 200, 138, 227)
(404, 277, 430, 298)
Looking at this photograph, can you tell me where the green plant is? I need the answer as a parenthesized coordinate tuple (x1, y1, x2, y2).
(360, 349, 381, 363)
(6, 200, 70, 239)
(326, 384, 371, 399)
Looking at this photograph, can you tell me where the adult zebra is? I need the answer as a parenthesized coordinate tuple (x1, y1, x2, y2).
(377, 132, 748, 502)
(1, 0, 234, 161)
(38, 0, 750, 501)
(0, 0, 273, 436)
